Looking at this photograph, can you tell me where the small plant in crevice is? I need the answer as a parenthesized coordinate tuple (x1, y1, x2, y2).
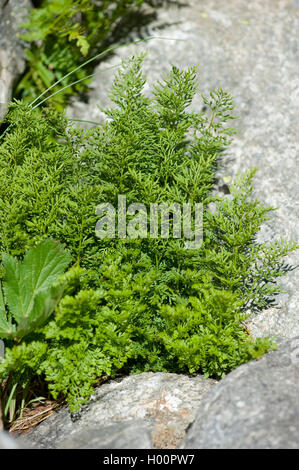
(0, 55, 297, 421)
(14, 0, 152, 109)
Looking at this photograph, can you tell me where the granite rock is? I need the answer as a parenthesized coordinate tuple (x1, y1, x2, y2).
(0, 430, 20, 449)
(58, 420, 152, 449)
(181, 337, 299, 449)
(0, 0, 32, 120)
(0, 430, 30, 449)
(18, 372, 217, 449)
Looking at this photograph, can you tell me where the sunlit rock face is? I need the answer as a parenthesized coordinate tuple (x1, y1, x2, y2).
(181, 337, 299, 449)
(0, 0, 32, 120)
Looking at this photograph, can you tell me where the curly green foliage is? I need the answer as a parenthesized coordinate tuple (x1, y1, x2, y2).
(0, 103, 101, 261)
(15, 0, 145, 109)
(0, 56, 297, 417)
(159, 279, 273, 378)
(0, 266, 133, 413)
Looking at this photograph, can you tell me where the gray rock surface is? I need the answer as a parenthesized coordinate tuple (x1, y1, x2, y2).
(181, 337, 299, 449)
(0, 430, 20, 449)
(68, 0, 299, 340)
(0, 430, 30, 449)
(0, 0, 31, 120)
(18, 372, 217, 449)
(59, 420, 152, 449)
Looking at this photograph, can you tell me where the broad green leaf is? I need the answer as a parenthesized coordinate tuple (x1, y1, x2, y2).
(14, 282, 65, 341)
(2, 239, 71, 339)
(0, 282, 15, 340)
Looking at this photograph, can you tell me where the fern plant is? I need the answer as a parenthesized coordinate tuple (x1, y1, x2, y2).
(0, 55, 297, 419)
